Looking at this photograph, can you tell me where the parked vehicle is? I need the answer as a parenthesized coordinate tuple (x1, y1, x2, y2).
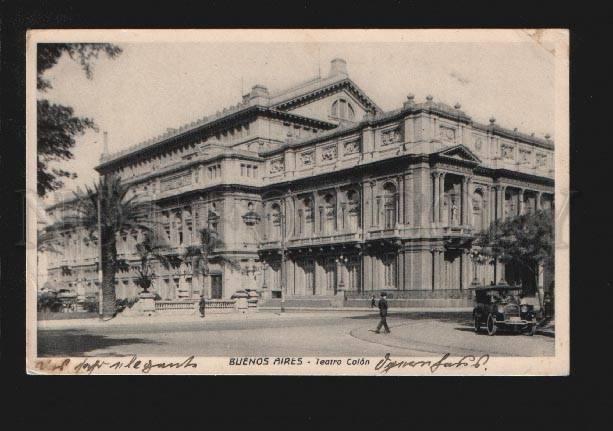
(472, 285, 537, 336)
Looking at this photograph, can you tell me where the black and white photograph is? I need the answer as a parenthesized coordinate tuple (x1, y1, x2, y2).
(26, 29, 569, 375)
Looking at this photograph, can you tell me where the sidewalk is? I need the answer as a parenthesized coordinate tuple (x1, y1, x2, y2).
(37, 307, 473, 330)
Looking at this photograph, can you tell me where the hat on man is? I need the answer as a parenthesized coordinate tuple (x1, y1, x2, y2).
(380, 292, 387, 297)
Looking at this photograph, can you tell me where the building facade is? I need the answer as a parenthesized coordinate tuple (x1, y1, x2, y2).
(41, 59, 555, 303)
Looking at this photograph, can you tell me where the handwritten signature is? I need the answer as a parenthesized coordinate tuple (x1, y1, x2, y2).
(375, 353, 490, 374)
(34, 356, 197, 374)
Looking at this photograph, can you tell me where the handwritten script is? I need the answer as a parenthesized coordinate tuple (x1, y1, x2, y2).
(375, 353, 490, 374)
(34, 355, 197, 374)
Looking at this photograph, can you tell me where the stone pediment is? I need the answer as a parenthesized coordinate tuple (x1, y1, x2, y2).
(435, 145, 482, 165)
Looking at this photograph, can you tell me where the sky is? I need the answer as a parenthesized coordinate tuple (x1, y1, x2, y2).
(39, 31, 557, 203)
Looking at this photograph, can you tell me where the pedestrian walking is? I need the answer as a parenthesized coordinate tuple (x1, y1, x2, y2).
(199, 295, 206, 318)
(370, 295, 376, 308)
(375, 292, 390, 334)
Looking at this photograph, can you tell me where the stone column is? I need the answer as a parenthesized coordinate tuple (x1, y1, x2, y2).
(370, 181, 376, 227)
(518, 189, 525, 215)
(404, 172, 412, 225)
(439, 173, 446, 224)
(536, 191, 542, 210)
(431, 248, 438, 290)
(335, 186, 341, 232)
(398, 175, 405, 226)
(431, 172, 439, 224)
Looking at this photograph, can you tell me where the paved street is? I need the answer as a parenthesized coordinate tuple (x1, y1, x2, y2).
(37, 311, 554, 358)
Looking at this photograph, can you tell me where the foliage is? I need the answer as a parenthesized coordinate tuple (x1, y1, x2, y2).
(37, 43, 122, 197)
(82, 295, 99, 313)
(116, 297, 142, 313)
(68, 174, 151, 318)
(475, 209, 554, 289)
(37, 291, 62, 312)
(134, 232, 181, 293)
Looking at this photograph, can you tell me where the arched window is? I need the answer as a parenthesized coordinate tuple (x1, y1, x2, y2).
(331, 99, 356, 121)
(383, 183, 397, 229)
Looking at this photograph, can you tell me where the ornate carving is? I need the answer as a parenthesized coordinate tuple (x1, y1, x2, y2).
(473, 136, 483, 151)
(536, 152, 547, 167)
(321, 145, 338, 161)
(343, 140, 360, 155)
(269, 158, 285, 174)
(519, 148, 532, 163)
(300, 151, 314, 166)
(381, 128, 401, 146)
(439, 126, 456, 143)
(500, 143, 515, 160)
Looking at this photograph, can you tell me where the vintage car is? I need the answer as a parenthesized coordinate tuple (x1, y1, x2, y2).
(472, 285, 538, 336)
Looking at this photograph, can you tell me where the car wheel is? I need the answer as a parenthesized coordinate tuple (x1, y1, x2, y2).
(473, 314, 481, 333)
(486, 314, 497, 336)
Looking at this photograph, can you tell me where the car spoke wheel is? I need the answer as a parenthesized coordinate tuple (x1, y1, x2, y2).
(474, 315, 481, 333)
(486, 314, 497, 336)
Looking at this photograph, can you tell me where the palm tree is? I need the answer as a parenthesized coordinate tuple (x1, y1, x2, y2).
(183, 227, 240, 298)
(70, 174, 151, 319)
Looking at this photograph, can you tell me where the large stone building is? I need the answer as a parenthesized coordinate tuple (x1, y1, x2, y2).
(41, 59, 554, 305)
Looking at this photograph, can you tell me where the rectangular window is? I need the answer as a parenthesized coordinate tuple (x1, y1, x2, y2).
(253, 166, 258, 178)
(384, 254, 396, 288)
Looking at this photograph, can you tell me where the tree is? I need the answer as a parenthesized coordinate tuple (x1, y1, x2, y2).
(183, 227, 240, 298)
(69, 174, 150, 319)
(475, 209, 554, 299)
(37, 43, 122, 197)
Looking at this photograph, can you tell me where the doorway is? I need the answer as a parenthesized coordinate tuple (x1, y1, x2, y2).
(211, 274, 223, 299)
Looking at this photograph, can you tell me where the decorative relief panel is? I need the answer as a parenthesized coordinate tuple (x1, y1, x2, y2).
(343, 140, 360, 155)
(269, 158, 285, 174)
(473, 136, 483, 152)
(500, 143, 515, 160)
(299, 151, 314, 167)
(321, 145, 338, 162)
(536, 152, 547, 168)
(439, 126, 456, 143)
(381, 128, 401, 146)
(519, 148, 532, 164)
(160, 171, 192, 192)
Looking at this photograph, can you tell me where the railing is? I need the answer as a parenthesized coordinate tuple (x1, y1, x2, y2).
(259, 240, 282, 250)
(287, 232, 361, 247)
(155, 300, 197, 311)
(441, 225, 473, 237)
(154, 299, 237, 314)
(365, 228, 400, 240)
(205, 299, 237, 310)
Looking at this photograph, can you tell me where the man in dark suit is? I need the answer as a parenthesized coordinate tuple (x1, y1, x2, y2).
(375, 292, 390, 334)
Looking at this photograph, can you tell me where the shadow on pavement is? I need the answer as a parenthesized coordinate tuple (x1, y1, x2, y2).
(38, 330, 162, 357)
